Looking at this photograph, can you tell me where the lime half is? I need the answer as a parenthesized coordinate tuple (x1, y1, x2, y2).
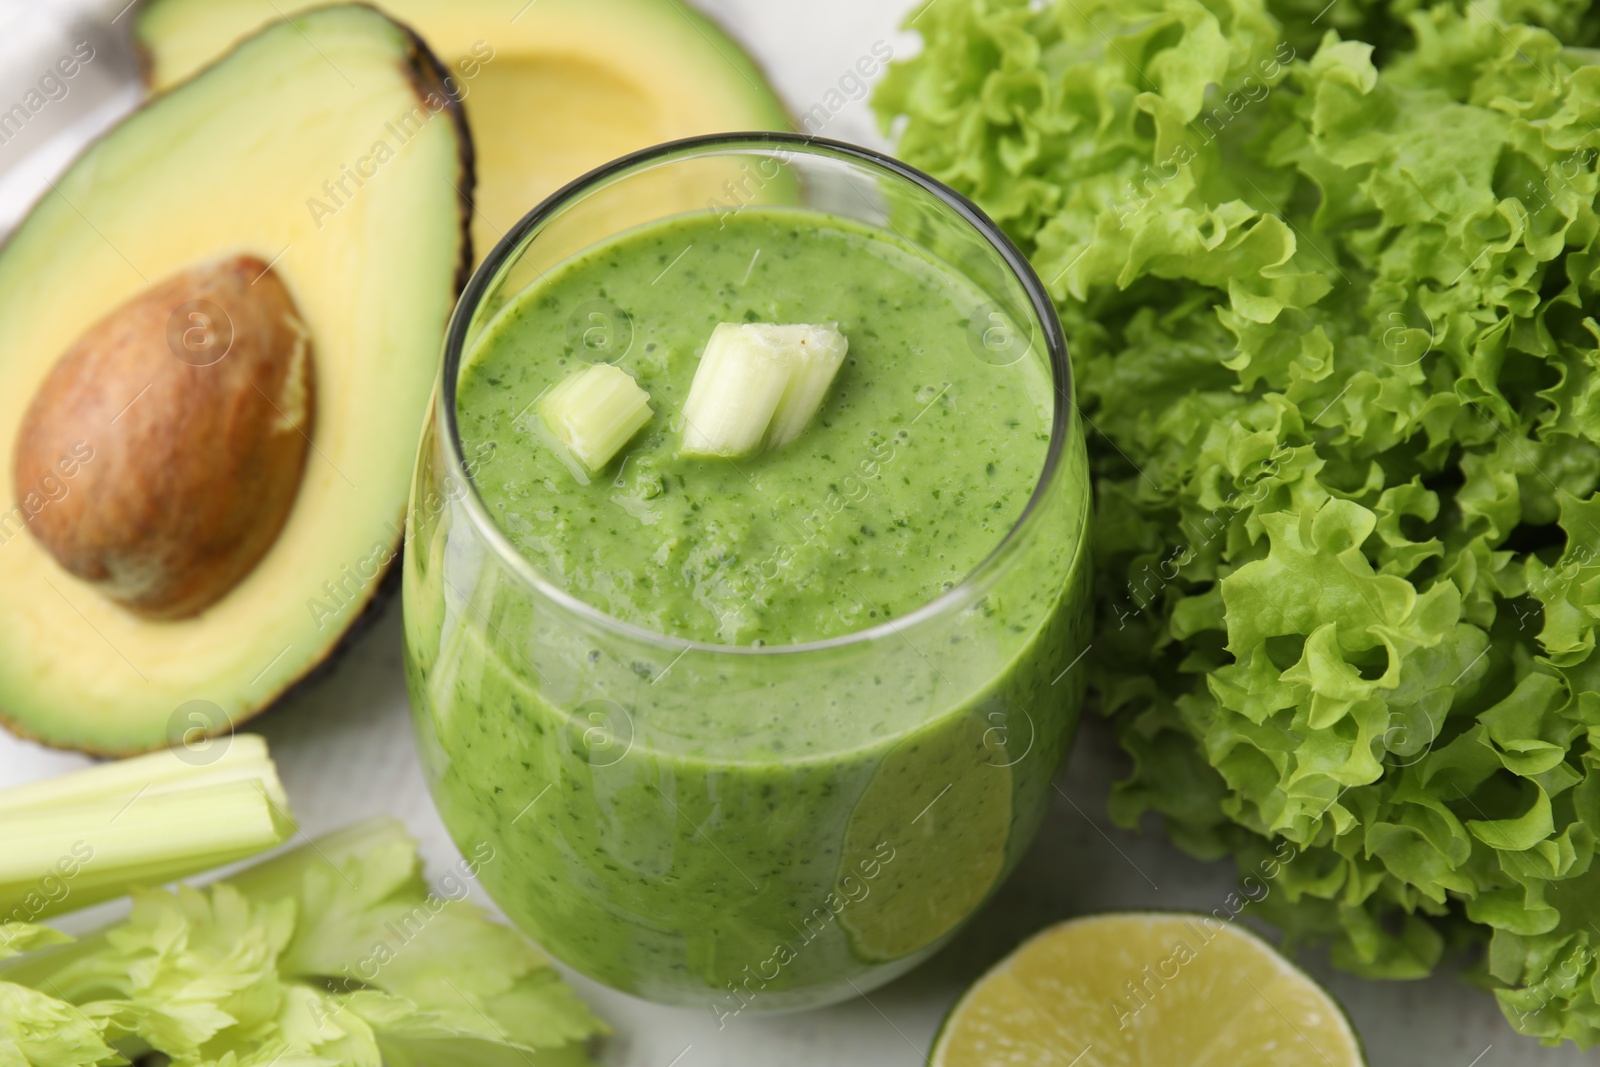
(931, 913, 1364, 1067)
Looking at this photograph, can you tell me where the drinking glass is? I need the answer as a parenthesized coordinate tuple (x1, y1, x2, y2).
(403, 133, 1092, 1013)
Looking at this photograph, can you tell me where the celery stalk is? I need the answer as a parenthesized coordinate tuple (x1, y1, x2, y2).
(680, 323, 795, 457)
(0, 733, 285, 815)
(764, 323, 848, 447)
(538, 363, 653, 472)
(680, 322, 848, 457)
(0, 736, 294, 923)
(0, 781, 293, 920)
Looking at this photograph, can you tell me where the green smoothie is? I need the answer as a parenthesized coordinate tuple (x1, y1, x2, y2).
(456, 210, 1047, 645)
(404, 205, 1092, 1011)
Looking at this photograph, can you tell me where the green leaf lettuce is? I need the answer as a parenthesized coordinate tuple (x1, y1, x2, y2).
(879, 0, 1600, 1047)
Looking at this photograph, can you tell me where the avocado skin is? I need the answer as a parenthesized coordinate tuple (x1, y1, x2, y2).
(0, 7, 475, 756)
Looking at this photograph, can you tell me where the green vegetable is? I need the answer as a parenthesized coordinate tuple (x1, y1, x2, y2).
(681, 323, 791, 457)
(878, 0, 1600, 1047)
(763, 323, 849, 448)
(0, 818, 606, 1066)
(0, 734, 293, 926)
(679, 322, 848, 457)
(539, 362, 654, 473)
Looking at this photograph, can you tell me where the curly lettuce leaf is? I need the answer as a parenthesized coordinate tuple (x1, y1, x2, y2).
(880, 0, 1600, 1047)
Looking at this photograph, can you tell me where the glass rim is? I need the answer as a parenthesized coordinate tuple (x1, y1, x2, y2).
(437, 131, 1075, 657)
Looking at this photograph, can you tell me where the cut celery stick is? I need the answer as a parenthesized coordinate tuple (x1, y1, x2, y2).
(538, 363, 653, 472)
(0, 734, 294, 923)
(680, 323, 796, 457)
(0, 780, 294, 920)
(764, 323, 848, 447)
(0, 733, 285, 816)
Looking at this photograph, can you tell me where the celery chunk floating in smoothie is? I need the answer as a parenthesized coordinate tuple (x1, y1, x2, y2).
(404, 141, 1091, 1013)
(537, 362, 653, 473)
(679, 320, 848, 456)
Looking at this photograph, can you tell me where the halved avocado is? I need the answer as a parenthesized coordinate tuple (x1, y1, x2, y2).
(136, 0, 792, 260)
(0, 5, 470, 753)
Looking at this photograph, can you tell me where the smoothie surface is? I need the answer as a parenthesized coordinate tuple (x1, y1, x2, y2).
(456, 208, 1052, 645)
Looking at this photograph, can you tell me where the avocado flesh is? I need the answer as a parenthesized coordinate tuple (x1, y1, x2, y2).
(0, 5, 470, 754)
(136, 0, 791, 259)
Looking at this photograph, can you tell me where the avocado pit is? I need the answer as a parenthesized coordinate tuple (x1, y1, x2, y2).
(12, 255, 314, 619)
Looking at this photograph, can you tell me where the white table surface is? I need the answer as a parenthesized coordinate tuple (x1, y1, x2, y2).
(0, 2, 1593, 1063)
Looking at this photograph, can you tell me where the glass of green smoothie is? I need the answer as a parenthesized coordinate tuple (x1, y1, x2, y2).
(403, 133, 1092, 1014)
